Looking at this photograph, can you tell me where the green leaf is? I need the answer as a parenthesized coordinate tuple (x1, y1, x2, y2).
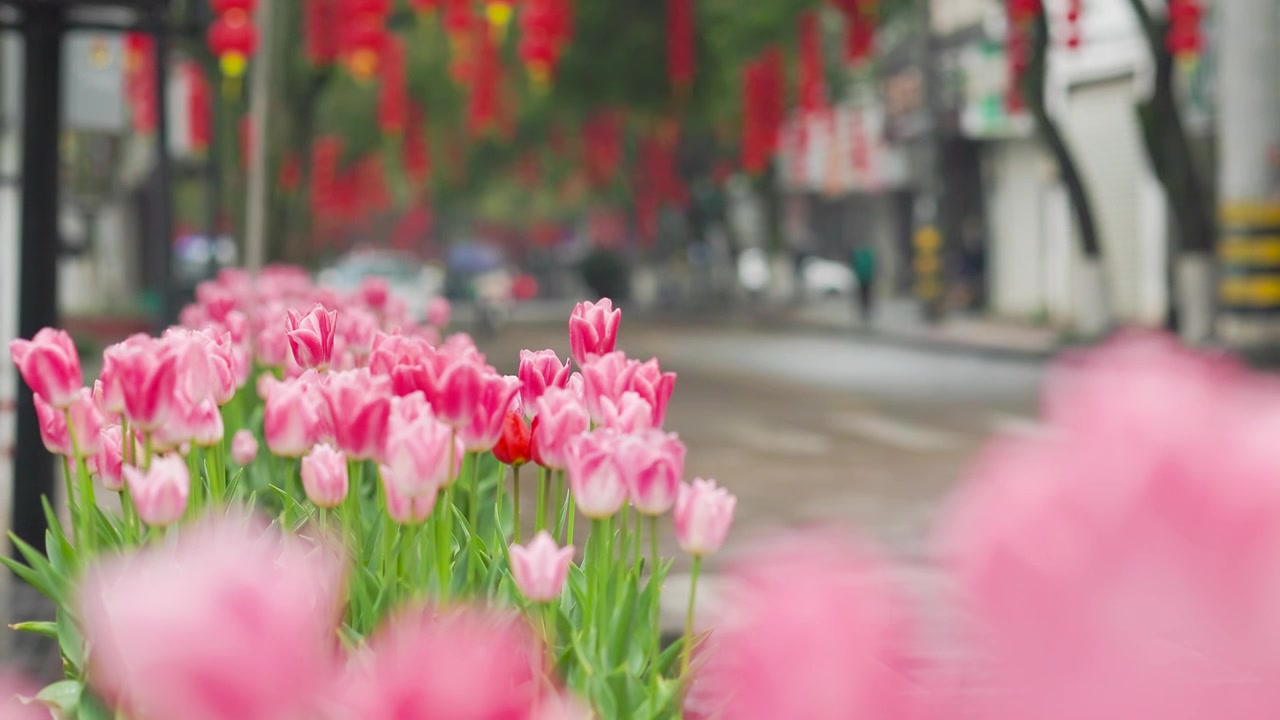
(7, 532, 67, 604)
(87, 502, 124, 549)
(74, 688, 113, 720)
(0, 555, 54, 601)
(9, 621, 57, 639)
(41, 498, 77, 573)
(56, 608, 85, 673)
(32, 680, 81, 713)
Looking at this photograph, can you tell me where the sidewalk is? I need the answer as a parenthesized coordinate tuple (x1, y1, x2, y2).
(745, 298, 1065, 361)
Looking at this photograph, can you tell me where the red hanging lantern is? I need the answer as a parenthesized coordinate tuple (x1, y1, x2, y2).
(1167, 0, 1203, 59)
(666, 0, 695, 92)
(185, 62, 211, 153)
(798, 11, 826, 114)
(831, 0, 879, 64)
(518, 0, 571, 90)
(377, 35, 407, 134)
(358, 156, 392, 213)
(1004, 0, 1040, 112)
(124, 34, 156, 135)
(207, 11, 258, 80)
(741, 48, 784, 175)
(305, 0, 339, 65)
(311, 136, 344, 218)
(339, 0, 392, 80)
(583, 110, 622, 187)
(467, 18, 501, 133)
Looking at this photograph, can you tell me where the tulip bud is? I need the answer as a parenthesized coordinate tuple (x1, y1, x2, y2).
(285, 303, 338, 371)
(382, 413, 454, 498)
(568, 299, 622, 367)
(531, 387, 590, 471)
(619, 430, 685, 516)
(598, 391, 654, 434)
(231, 430, 258, 466)
(565, 431, 628, 519)
(9, 328, 83, 409)
(323, 370, 392, 461)
(426, 296, 452, 329)
(674, 478, 736, 557)
(263, 380, 325, 458)
(580, 351, 639, 425)
(458, 374, 522, 453)
(97, 425, 126, 491)
(301, 444, 349, 508)
(123, 455, 190, 528)
(518, 349, 572, 418)
(492, 411, 532, 467)
(33, 393, 72, 457)
(508, 531, 574, 603)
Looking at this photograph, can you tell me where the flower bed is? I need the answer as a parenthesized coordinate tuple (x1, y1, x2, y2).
(7, 265, 1280, 719)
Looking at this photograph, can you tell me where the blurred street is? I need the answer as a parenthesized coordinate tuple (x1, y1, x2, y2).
(477, 317, 1045, 631)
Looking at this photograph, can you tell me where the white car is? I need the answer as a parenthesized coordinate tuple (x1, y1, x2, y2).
(801, 256, 856, 297)
(316, 250, 445, 321)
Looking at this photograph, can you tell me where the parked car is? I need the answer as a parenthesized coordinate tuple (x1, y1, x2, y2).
(316, 250, 445, 320)
(801, 256, 856, 297)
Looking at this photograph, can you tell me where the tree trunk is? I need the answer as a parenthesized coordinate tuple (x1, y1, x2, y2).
(1024, 10, 1102, 260)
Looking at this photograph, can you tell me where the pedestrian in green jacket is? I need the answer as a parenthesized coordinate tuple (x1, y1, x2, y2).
(851, 245, 876, 323)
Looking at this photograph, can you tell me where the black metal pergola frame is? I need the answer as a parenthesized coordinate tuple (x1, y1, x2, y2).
(1, 0, 211, 559)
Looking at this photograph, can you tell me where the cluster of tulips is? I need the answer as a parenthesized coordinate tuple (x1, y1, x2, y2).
(9, 264, 1280, 719)
(5, 266, 734, 719)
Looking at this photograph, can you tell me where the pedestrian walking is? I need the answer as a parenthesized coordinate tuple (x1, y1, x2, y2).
(851, 244, 876, 323)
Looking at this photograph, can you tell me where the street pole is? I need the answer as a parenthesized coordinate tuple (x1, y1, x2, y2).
(1217, 0, 1280, 345)
(12, 3, 62, 560)
(243, 0, 273, 273)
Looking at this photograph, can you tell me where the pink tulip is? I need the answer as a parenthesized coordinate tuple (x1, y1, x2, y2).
(567, 371, 585, 404)
(389, 390, 433, 427)
(426, 296, 452, 329)
(33, 393, 72, 456)
(687, 533, 914, 720)
(361, 277, 390, 309)
(99, 334, 150, 415)
(432, 357, 488, 429)
(286, 303, 338, 370)
(231, 429, 258, 466)
(79, 511, 343, 720)
(113, 338, 181, 432)
(509, 530, 575, 603)
(598, 391, 654, 434)
(580, 351, 639, 424)
(459, 374, 522, 452)
(380, 468, 439, 524)
(255, 324, 289, 368)
(382, 411, 454, 497)
(619, 430, 685, 515)
(263, 379, 325, 458)
(194, 328, 238, 404)
(940, 332, 1280, 720)
(256, 372, 277, 401)
(97, 425, 126, 491)
(323, 370, 391, 461)
(630, 358, 677, 427)
(223, 309, 251, 346)
(122, 454, 190, 527)
(65, 386, 105, 456)
(518, 349, 572, 418)
(440, 332, 485, 362)
(186, 398, 224, 448)
(9, 327, 82, 408)
(568, 298, 621, 366)
(162, 328, 215, 405)
(335, 605, 545, 719)
(565, 430, 628, 519)
(341, 306, 378, 355)
(369, 332, 428, 379)
(301, 444, 349, 508)
(530, 387, 590, 471)
(674, 478, 735, 556)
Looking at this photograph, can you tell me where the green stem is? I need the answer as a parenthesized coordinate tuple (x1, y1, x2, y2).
(512, 465, 522, 543)
(120, 487, 139, 543)
(63, 409, 95, 554)
(437, 486, 453, 600)
(553, 470, 566, 538)
(632, 508, 641, 569)
(649, 514, 661, 685)
(681, 556, 702, 678)
(542, 601, 557, 659)
(208, 441, 226, 504)
(494, 460, 506, 545)
(186, 448, 203, 520)
(60, 457, 78, 548)
(619, 506, 629, 564)
(535, 466, 548, 533)
(566, 492, 576, 548)
(467, 452, 480, 586)
(142, 433, 153, 470)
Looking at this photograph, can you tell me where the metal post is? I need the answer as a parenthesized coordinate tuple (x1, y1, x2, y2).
(1217, 0, 1280, 345)
(12, 3, 63, 560)
(243, 0, 272, 272)
(152, 4, 175, 328)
